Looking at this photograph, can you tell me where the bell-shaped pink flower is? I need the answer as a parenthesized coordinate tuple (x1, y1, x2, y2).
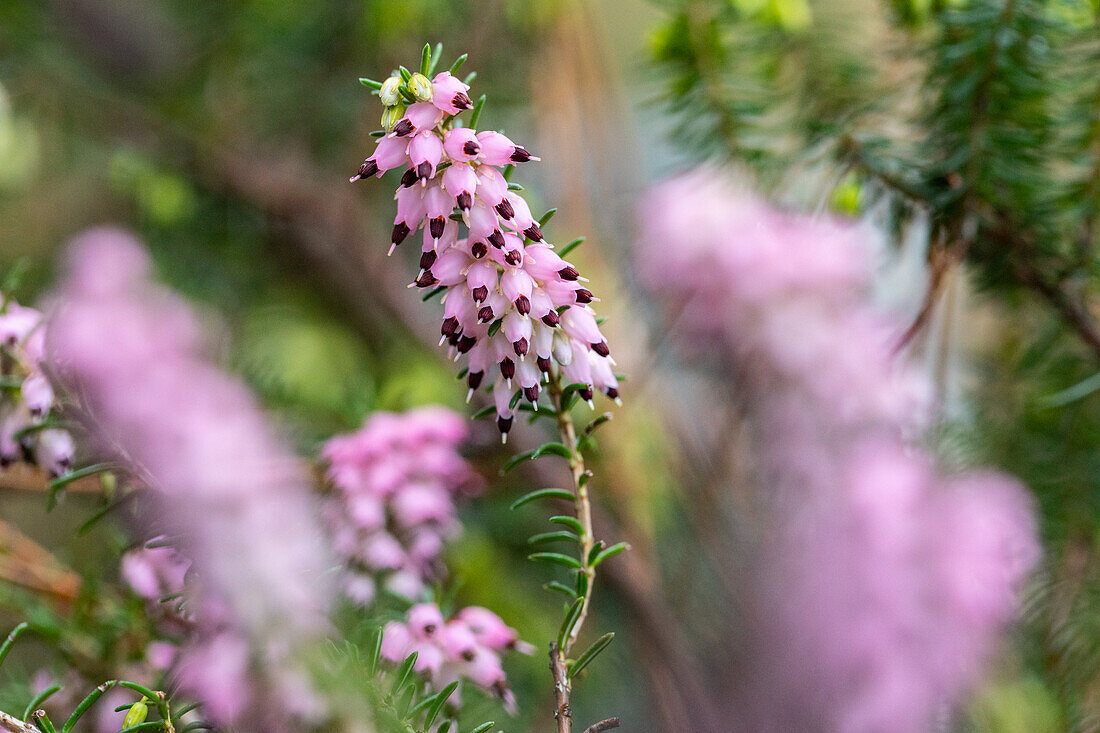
(391, 102, 444, 138)
(408, 603, 445, 638)
(476, 130, 538, 166)
(409, 130, 443, 182)
(443, 163, 478, 212)
(430, 72, 473, 115)
(351, 135, 409, 181)
(501, 191, 543, 241)
(443, 127, 480, 162)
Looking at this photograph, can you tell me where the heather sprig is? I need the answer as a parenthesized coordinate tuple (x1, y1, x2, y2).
(638, 172, 1040, 730)
(0, 290, 74, 480)
(354, 44, 624, 733)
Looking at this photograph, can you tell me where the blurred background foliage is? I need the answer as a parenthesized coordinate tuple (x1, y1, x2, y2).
(4, 0, 1100, 730)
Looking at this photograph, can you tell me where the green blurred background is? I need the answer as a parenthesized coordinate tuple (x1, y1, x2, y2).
(5, 0, 1100, 731)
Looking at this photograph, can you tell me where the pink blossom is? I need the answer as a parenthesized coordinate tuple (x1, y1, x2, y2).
(380, 602, 527, 709)
(430, 72, 473, 115)
(121, 544, 191, 601)
(49, 228, 333, 730)
(638, 170, 1040, 731)
(321, 406, 482, 604)
(0, 292, 73, 475)
(349, 69, 617, 440)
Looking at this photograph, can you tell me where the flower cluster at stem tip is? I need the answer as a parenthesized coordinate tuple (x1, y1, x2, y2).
(352, 47, 620, 441)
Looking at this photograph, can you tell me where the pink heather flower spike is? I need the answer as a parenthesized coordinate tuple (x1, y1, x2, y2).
(320, 407, 482, 603)
(50, 227, 333, 731)
(638, 170, 1040, 731)
(349, 52, 616, 440)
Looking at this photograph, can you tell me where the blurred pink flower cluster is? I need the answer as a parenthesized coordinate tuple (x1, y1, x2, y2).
(321, 406, 483, 605)
(382, 602, 532, 713)
(0, 292, 73, 476)
(638, 171, 1040, 732)
(48, 228, 333, 731)
(351, 67, 618, 439)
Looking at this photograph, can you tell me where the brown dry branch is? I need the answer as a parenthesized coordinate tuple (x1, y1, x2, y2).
(0, 711, 39, 733)
(0, 518, 80, 608)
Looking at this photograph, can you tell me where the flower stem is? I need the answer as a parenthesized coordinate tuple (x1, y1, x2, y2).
(546, 372, 598, 733)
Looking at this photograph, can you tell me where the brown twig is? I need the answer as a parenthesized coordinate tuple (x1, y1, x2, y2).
(583, 718, 622, 733)
(1015, 260, 1100, 362)
(0, 711, 39, 733)
(0, 518, 81, 608)
(550, 642, 572, 733)
(894, 230, 966, 353)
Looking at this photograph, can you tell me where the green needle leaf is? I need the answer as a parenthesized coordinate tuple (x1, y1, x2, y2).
(449, 54, 468, 76)
(470, 723, 495, 733)
(359, 78, 384, 89)
(544, 580, 578, 598)
(538, 208, 558, 226)
(424, 680, 459, 728)
(528, 530, 581, 545)
(117, 682, 159, 701)
(391, 651, 418, 696)
(24, 685, 62, 721)
(510, 488, 574, 509)
(558, 597, 585, 649)
(469, 94, 487, 128)
(500, 450, 538, 475)
(590, 542, 629, 567)
(558, 237, 585, 257)
(33, 712, 58, 733)
(583, 413, 613, 436)
(420, 43, 433, 76)
(119, 723, 166, 733)
(0, 622, 29, 670)
(427, 43, 444, 75)
(48, 463, 113, 492)
(530, 552, 583, 570)
(567, 632, 615, 679)
(367, 627, 383, 676)
(532, 441, 573, 460)
(62, 681, 117, 733)
(550, 515, 584, 534)
(471, 404, 497, 420)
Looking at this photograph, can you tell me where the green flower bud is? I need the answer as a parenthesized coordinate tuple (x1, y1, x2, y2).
(122, 698, 149, 729)
(408, 73, 433, 102)
(381, 104, 407, 131)
(379, 76, 403, 107)
(829, 175, 863, 216)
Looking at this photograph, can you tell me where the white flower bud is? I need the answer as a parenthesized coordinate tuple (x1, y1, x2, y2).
(408, 73, 433, 102)
(379, 76, 403, 106)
